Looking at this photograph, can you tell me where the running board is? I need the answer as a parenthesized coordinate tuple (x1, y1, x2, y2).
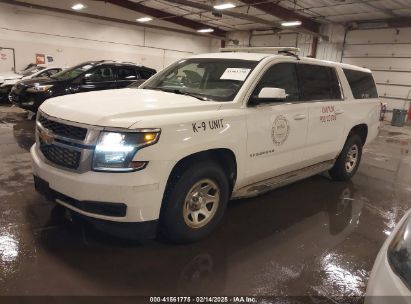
(231, 160, 334, 199)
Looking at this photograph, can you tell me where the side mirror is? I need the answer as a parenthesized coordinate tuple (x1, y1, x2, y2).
(258, 87, 288, 100)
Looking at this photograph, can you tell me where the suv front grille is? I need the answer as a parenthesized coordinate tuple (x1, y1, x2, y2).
(39, 114, 87, 141)
(39, 138, 81, 170)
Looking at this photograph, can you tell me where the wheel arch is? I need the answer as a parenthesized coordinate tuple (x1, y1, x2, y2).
(348, 123, 368, 145)
(158, 148, 237, 227)
(166, 148, 237, 194)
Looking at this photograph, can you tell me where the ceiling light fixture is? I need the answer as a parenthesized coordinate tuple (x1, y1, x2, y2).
(281, 20, 302, 27)
(197, 28, 214, 33)
(71, 3, 86, 10)
(213, 3, 236, 10)
(136, 17, 153, 22)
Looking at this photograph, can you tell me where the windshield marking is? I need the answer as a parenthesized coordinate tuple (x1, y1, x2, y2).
(141, 59, 258, 102)
(220, 68, 251, 81)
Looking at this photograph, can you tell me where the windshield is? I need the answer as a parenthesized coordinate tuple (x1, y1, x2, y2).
(19, 66, 46, 77)
(51, 62, 96, 81)
(141, 58, 258, 101)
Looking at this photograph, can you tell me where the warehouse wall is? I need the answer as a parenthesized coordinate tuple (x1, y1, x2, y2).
(0, 3, 219, 73)
(226, 31, 313, 57)
(250, 32, 313, 57)
(342, 27, 411, 117)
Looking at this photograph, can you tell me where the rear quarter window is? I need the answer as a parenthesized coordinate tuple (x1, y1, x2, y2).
(343, 69, 378, 99)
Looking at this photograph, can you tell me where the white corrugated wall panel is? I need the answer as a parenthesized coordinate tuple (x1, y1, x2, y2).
(250, 33, 298, 47)
(342, 27, 411, 120)
(249, 33, 313, 57)
(343, 57, 411, 70)
(346, 28, 411, 44)
(316, 42, 343, 62)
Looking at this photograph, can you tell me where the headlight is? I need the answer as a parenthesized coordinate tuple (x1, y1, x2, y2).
(92, 130, 160, 172)
(387, 212, 411, 289)
(27, 84, 54, 92)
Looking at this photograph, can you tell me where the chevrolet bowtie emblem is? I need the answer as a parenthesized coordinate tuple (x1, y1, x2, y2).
(39, 129, 54, 145)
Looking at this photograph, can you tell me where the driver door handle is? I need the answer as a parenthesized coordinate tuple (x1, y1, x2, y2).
(293, 114, 307, 120)
(335, 109, 345, 115)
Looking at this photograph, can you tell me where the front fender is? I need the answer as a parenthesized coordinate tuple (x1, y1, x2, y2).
(134, 110, 247, 188)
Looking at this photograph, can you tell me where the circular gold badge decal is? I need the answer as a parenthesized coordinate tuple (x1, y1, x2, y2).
(271, 115, 290, 146)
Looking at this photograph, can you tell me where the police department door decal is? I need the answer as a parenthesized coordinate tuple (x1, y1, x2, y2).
(271, 115, 290, 146)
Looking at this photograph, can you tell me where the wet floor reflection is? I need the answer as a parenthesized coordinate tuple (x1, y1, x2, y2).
(14, 173, 364, 296)
(1, 106, 411, 297)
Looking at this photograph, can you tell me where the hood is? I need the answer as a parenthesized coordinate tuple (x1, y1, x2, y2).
(40, 88, 222, 128)
(0, 73, 21, 82)
(1, 78, 19, 86)
(18, 77, 58, 86)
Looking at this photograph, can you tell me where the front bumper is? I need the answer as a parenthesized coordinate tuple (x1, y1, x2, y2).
(34, 175, 159, 239)
(9, 90, 49, 111)
(31, 144, 173, 223)
(0, 85, 12, 103)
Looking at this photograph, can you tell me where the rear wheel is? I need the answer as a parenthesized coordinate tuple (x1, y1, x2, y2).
(329, 134, 363, 181)
(160, 161, 229, 243)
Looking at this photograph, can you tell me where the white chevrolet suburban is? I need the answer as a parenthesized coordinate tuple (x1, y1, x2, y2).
(31, 47, 380, 242)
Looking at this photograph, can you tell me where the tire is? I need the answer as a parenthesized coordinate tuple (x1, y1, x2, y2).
(160, 161, 229, 243)
(329, 134, 363, 181)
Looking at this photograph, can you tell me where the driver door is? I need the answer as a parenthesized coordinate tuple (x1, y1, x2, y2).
(245, 62, 309, 185)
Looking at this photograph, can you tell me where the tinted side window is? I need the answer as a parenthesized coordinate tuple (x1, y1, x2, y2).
(42, 69, 61, 77)
(118, 67, 138, 81)
(139, 69, 155, 79)
(49, 69, 61, 75)
(253, 63, 299, 102)
(343, 69, 378, 99)
(298, 64, 342, 101)
(87, 67, 115, 82)
(37, 71, 50, 77)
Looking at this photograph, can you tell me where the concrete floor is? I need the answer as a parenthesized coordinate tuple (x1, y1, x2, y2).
(0, 105, 411, 298)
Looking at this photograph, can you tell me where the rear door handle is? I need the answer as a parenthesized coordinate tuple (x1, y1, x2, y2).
(335, 109, 345, 115)
(293, 114, 307, 120)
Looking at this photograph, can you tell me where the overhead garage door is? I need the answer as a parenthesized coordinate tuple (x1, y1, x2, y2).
(342, 27, 411, 120)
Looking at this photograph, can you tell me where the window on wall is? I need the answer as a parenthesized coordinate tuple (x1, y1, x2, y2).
(253, 63, 299, 102)
(343, 69, 378, 99)
(297, 64, 342, 101)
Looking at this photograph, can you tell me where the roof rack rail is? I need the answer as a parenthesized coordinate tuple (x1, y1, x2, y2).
(220, 46, 300, 53)
(121, 61, 143, 66)
(219, 46, 301, 60)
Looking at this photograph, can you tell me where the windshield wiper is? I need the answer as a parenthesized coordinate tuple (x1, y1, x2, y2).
(144, 87, 208, 101)
(170, 89, 208, 101)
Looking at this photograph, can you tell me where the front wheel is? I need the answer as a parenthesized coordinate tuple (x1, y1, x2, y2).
(329, 134, 363, 181)
(160, 161, 229, 243)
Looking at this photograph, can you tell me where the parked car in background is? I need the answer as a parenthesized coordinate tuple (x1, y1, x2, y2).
(366, 209, 411, 302)
(20, 63, 38, 72)
(9, 61, 156, 112)
(0, 66, 63, 103)
(0, 64, 45, 86)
